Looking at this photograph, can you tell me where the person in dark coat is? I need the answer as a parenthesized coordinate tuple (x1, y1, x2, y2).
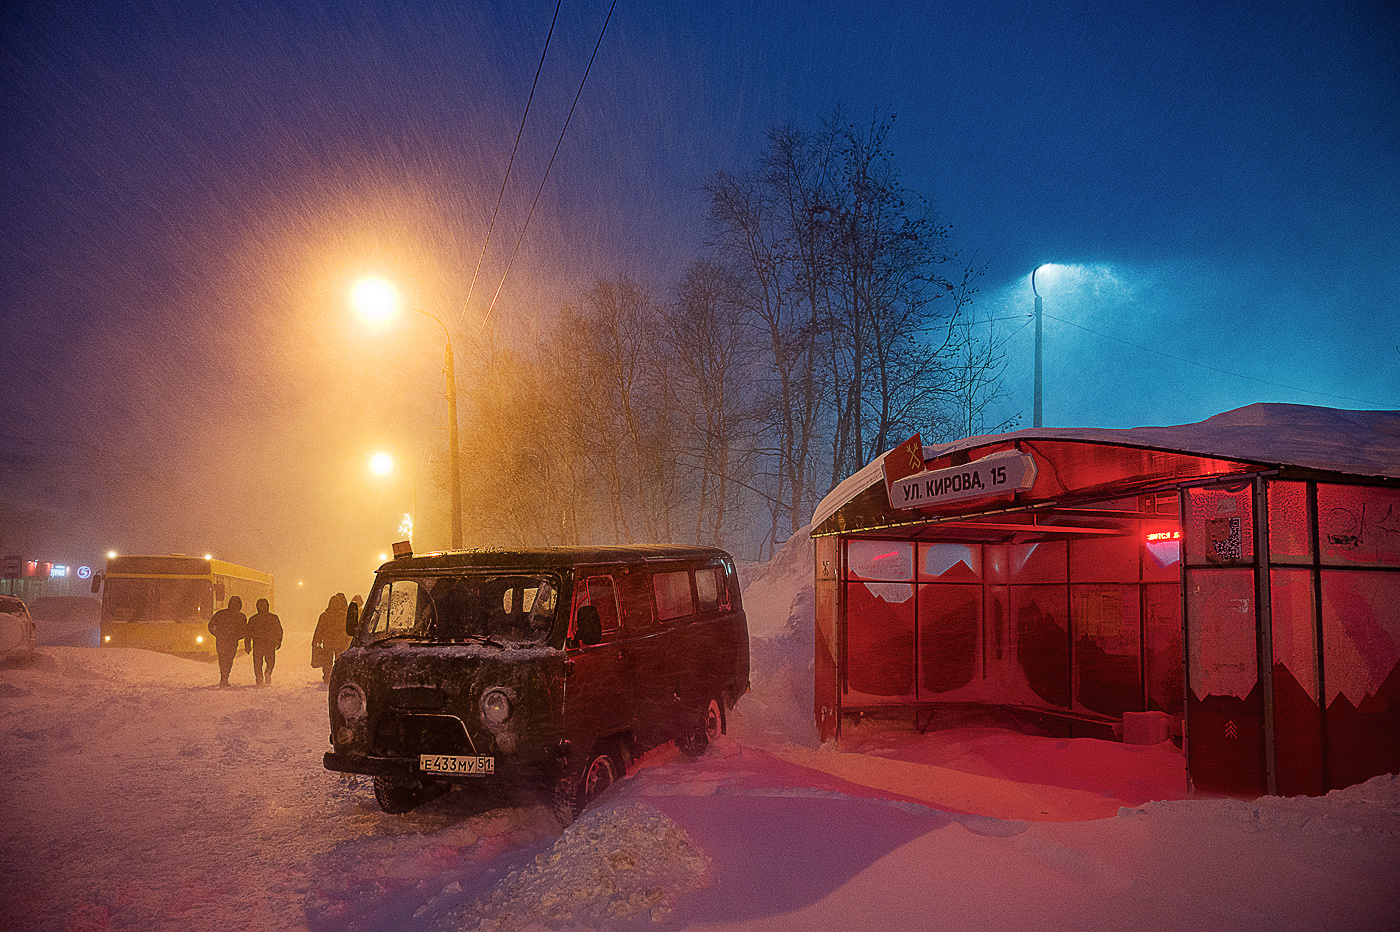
(247, 598, 283, 686)
(208, 595, 250, 687)
(312, 593, 351, 683)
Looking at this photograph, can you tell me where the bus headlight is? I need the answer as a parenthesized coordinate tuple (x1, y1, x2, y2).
(195, 635, 204, 644)
(481, 687, 513, 730)
(103, 635, 111, 643)
(337, 683, 367, 721)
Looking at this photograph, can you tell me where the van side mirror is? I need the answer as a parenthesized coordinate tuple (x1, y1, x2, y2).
(90, 571, 103, 594)
(214, 581, 226, 602)
(575, 605, 602, 646)
(346, 603, 360, 638)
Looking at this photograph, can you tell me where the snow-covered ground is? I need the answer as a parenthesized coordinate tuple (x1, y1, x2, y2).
(3, 540, 1398, 932)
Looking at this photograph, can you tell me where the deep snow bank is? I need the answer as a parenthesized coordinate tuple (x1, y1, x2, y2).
(461, 803, 710, 930)
(728, 526, 817, 748)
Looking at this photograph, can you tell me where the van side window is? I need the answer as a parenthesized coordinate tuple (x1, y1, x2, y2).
(696, 565, 724, 612)
(573, 576, 621, 638)
(653, 570, 694, 622)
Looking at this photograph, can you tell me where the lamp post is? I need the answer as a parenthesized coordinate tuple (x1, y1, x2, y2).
(1031, 264, 1049, 428)
(351, 278, 463, 550)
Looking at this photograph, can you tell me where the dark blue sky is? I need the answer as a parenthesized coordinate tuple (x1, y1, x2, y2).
(2, 0, 1397, 592)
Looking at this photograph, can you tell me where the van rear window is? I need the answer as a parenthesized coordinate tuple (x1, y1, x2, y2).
(652, 570, 694, 621)
(696, 566, 722, 611)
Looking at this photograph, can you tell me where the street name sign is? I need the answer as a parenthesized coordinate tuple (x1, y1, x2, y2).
(888, 449, 1037, 510)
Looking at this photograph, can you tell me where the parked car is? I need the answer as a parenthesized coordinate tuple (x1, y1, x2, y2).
(323, 544, 750, 820)
(0, 595, 38, 664)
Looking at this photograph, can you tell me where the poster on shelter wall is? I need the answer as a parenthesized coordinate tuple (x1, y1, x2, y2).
(1186, 570, 1257, 702)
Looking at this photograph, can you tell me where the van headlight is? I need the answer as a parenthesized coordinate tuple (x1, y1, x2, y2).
(481, 687, 513, 730)
(337, 683, 367, 721)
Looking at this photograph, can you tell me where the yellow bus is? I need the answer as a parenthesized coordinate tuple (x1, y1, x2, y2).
(94, 554, 274, 658)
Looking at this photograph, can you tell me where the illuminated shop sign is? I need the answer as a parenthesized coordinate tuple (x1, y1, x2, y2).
(887, 449, 1038, 510)
(1146, 531, 1181, 542)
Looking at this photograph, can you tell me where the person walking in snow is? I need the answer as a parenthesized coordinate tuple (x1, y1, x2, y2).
(247, 598, 283, 686)
(312, 593, 351, 684)
(208, 595, 250, 687)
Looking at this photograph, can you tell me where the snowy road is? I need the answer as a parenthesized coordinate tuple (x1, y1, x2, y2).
(2, 641, 1398, 932)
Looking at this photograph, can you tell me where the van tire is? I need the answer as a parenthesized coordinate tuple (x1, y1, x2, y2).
(676, 696, 724, 758)
(555, 743, 623, 823)
(373, 775, 442, 814)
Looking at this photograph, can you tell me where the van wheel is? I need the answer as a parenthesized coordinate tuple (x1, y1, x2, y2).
(677, 697, 724, 758)
(373, 775, 443, 814)
(580, 745, 621, 808)
(555, 744, 622, 824)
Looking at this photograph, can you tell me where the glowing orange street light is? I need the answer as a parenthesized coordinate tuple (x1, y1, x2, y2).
(351, 277, 462, 549)
(350, 277, 399, 326)
(368, 452, 394, 476)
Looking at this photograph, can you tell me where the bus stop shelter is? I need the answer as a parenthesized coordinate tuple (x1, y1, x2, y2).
(810, 404, 1400, 797)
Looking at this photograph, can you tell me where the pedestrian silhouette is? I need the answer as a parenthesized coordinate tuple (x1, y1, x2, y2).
(312, 593, 352, 684)
(248, 597, 283, 686)
(208, 596, 250, 687)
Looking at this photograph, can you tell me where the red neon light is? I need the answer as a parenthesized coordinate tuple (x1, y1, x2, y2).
(1146, 531, 1181, 542)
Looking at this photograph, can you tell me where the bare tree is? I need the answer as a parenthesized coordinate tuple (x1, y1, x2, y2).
(705, 136, 833, 551)
(820, 111, 969, 479)
(449, 108, 1010, 561)
(667, 258, 756, 546)
(705, 108, 1001, 549)
(941, 265, 1022, 440)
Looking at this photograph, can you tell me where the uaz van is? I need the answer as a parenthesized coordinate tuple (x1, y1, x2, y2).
(323, 545, 750, 819)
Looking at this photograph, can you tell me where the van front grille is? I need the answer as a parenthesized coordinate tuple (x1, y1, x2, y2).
(373, 712, 478, 756)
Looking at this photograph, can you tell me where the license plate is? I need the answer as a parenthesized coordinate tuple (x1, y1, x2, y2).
(419, 754, 495, 776)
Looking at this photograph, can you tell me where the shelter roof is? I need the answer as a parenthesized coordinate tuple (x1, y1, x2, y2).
(812, 404, 1400, 530)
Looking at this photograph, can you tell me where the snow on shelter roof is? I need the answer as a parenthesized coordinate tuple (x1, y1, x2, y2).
(812, 403, 1400, 529)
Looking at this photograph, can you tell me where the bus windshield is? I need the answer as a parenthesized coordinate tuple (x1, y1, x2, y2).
(359, 573, 559, 647)
(101, 577, 213, 624)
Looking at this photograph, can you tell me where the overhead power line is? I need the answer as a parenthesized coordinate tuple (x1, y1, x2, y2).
(460, 0, 563, 328)
(479, 0, 618, 334)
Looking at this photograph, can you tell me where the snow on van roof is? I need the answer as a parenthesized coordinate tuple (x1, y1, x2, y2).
(812, 403, 1400, 528)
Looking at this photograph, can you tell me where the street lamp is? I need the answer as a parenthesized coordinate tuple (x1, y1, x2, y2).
(351, 277, 463, 550)
(1030, 264, 1052, 428)
(368, 451, 394, 476)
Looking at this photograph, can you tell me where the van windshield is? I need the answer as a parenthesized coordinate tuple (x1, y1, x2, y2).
(359, 573, 559, 647)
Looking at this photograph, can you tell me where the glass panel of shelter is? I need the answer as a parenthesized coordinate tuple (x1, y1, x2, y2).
(841, 500, 1190, 720)
(1262, 479, 1400, 795)
(1182, 480, 1268, 796)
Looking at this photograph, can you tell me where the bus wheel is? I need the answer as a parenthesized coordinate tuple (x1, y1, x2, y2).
(677, 697, 724, 758)
(373, 776, 441, 814)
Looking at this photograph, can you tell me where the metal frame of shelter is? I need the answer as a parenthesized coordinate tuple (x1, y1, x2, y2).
(810, 405, 1400, 797)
